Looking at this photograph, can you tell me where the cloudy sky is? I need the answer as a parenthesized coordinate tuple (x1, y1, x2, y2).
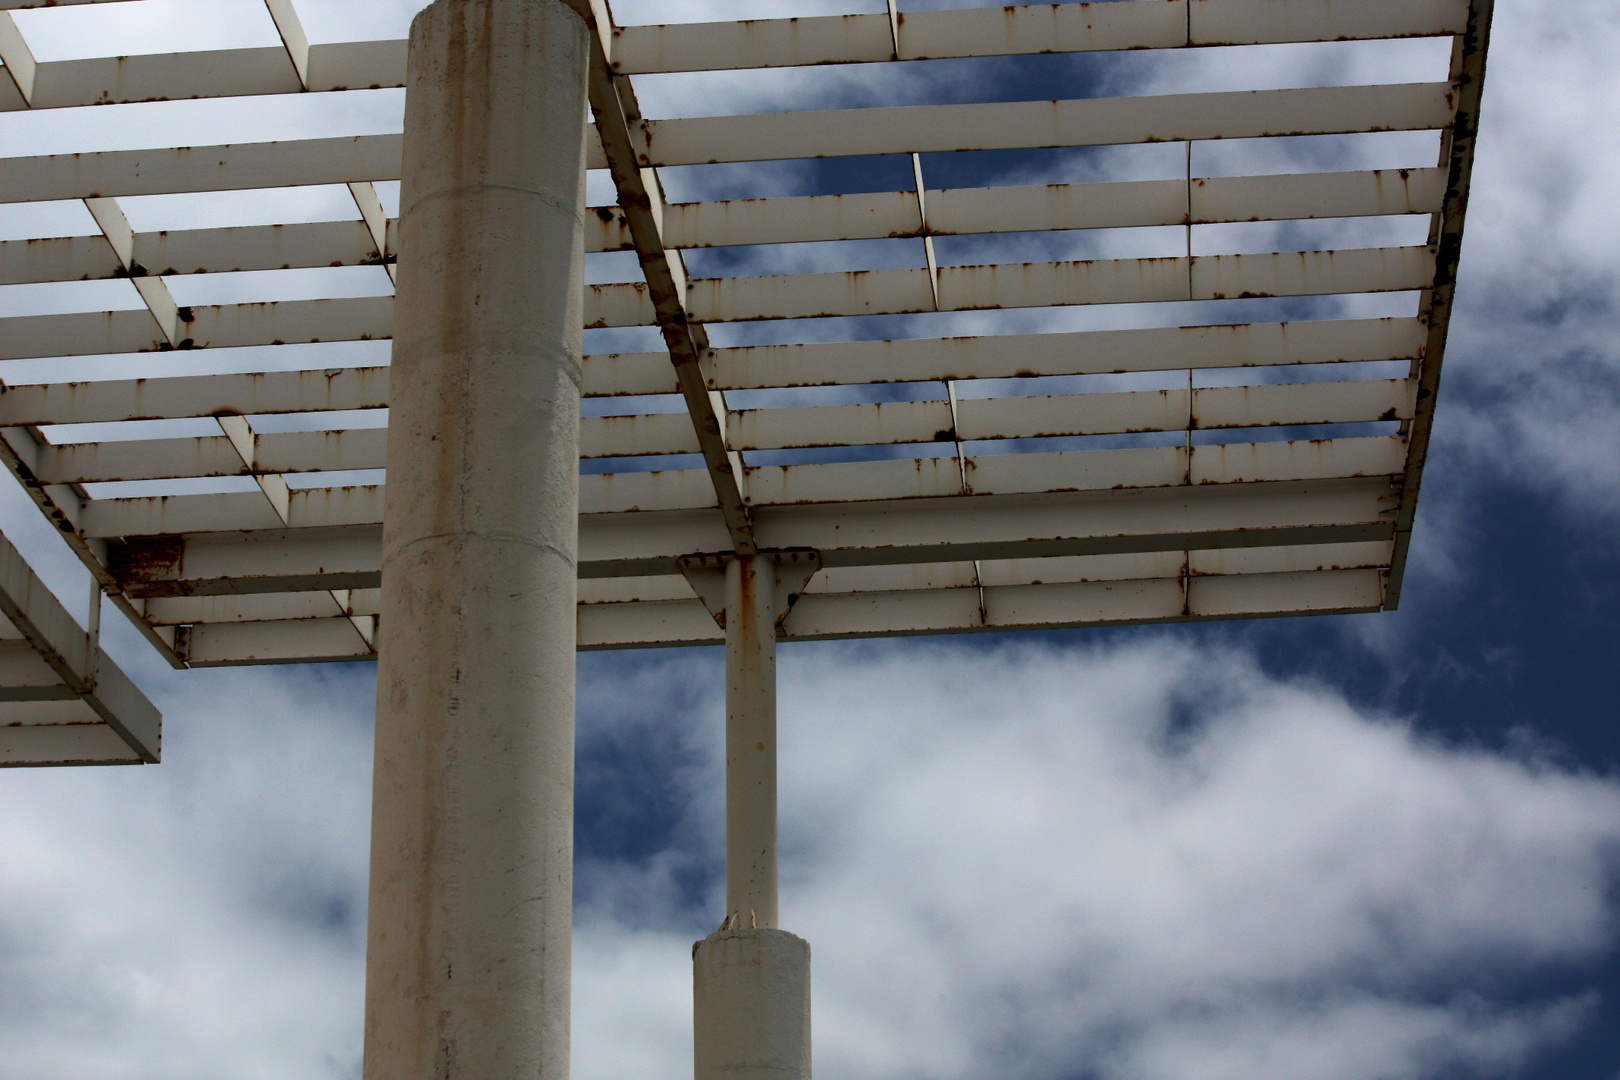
(2, 1, 1619, 1079)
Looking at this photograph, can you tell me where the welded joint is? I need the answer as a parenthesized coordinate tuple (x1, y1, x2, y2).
(678, 551, 822, 630)
(912, 153, 940, 310)
(84, 197, 190, 347)
(348, 182, 396, 284)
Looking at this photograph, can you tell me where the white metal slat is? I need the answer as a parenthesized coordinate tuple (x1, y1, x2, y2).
(32, 410, 702, 483)
(1187, 434, 1408, 484)
(0, 368, 392, 426)
(1192, 247, 1435, 301)
(0, 1, 1467, 112)
(0, 169, 1444, 292)
(637, 84, 1455, 167)
(28, 436, 246, 484)
(662, 190, 920, 249)
(709, 318, 1427, 389)
(1190, 168, 1447, 224)
(730, 399, 956, 452)
(84, 480, 1398, 593)
(608, 0, 1466, 75)
(0, 134, 607, 204)
(956, 391, 1190, 442)
(0, 234, 121, 285)
(1189, 0, 1469, 46)
(181, 616, 372, 666)
(145, 591, 349, 627)
(1191, 379, 1411, 429)
(133, 220, 381, 275)
(26, 47, 301, 110)
(0, 320, 1415, 429)
(676, 249, 1431, 326)
(727, 383, 1406, 454)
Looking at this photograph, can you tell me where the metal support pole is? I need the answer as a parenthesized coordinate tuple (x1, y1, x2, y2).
(362, 3, 587, 1080)
(694, 554, 811, 1080)
(726, 554, 778, 928)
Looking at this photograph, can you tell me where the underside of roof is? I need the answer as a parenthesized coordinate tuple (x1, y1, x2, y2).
(0, 0, 1492, 667)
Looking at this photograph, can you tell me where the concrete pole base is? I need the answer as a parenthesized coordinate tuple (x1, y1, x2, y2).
(694, 928, 811, 1080)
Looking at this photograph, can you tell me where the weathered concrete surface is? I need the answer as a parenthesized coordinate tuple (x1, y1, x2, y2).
(694, 928, 812, 1080)
(362, 2, 588, 1078)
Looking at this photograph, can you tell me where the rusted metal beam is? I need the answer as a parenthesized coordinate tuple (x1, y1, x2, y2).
(1385, 0, 1494, 608)
(578, 10, 755, 556)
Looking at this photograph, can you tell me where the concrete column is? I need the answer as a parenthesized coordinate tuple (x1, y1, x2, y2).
(362, 3, 588, 1080)
(694, 928, 812, 1080)
(725, 554, 778, 929)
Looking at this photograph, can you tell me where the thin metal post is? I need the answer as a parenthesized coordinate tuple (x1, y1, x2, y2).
(725, 553, 778, 928)
(362, 3, 588, 1079)
(694, 553, 810, 1080)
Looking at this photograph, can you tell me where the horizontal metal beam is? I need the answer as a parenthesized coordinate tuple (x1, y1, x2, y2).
(180, 614, 374, 666)
(0, 131, 607, 204)
(94, 476, 1395, 597)
(157, 556, 1387, 661)
(631, 83, 1455, 167)
(578, 567, 1384, 650)
(0, 529, 160, 764)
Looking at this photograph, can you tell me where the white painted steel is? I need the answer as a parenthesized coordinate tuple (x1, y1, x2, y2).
(634, 84, 1454, 167)
(709, 318, 1427, 388)
(0, 167, 1440, 289)
(0, 2, 1466, 113)
(726, 555, 778, 929)
(88, 476, 1395, 594)
(0, 529, 161, 765)
(0, 0, 1488, 665)
(611, 0, 1464, 73)
(362, 10, 587, 1080)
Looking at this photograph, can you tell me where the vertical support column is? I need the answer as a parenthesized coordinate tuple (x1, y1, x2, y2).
(726, 554, 778, 928)
(362, 3, 588, 1080)
(695, 554, 812, 1080)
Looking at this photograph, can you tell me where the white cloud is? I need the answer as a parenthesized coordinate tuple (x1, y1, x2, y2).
(2, 634, 1616, 1080)
(1421, 0, 1620, 518)
(570, 639, 1620, 1080)
(0, 663, 372, 1080)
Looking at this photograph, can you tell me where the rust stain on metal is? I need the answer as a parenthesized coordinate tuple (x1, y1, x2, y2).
(108, 535, 184, 584)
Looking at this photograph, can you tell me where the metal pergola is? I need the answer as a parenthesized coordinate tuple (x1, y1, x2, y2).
(2, 0, 1485, 668)
(0, 0, 1491, 1076)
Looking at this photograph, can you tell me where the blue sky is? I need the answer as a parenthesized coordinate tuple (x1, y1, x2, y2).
(1, 1, 1618, 1079)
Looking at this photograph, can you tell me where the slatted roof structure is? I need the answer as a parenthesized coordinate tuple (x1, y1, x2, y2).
(0, 0, 1490, 671)
(0, 527, 160, 765)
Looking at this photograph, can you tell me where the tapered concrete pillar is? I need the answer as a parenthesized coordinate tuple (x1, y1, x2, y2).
(362, 3, 588, 1080)
(694, 555, 811, 1080)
